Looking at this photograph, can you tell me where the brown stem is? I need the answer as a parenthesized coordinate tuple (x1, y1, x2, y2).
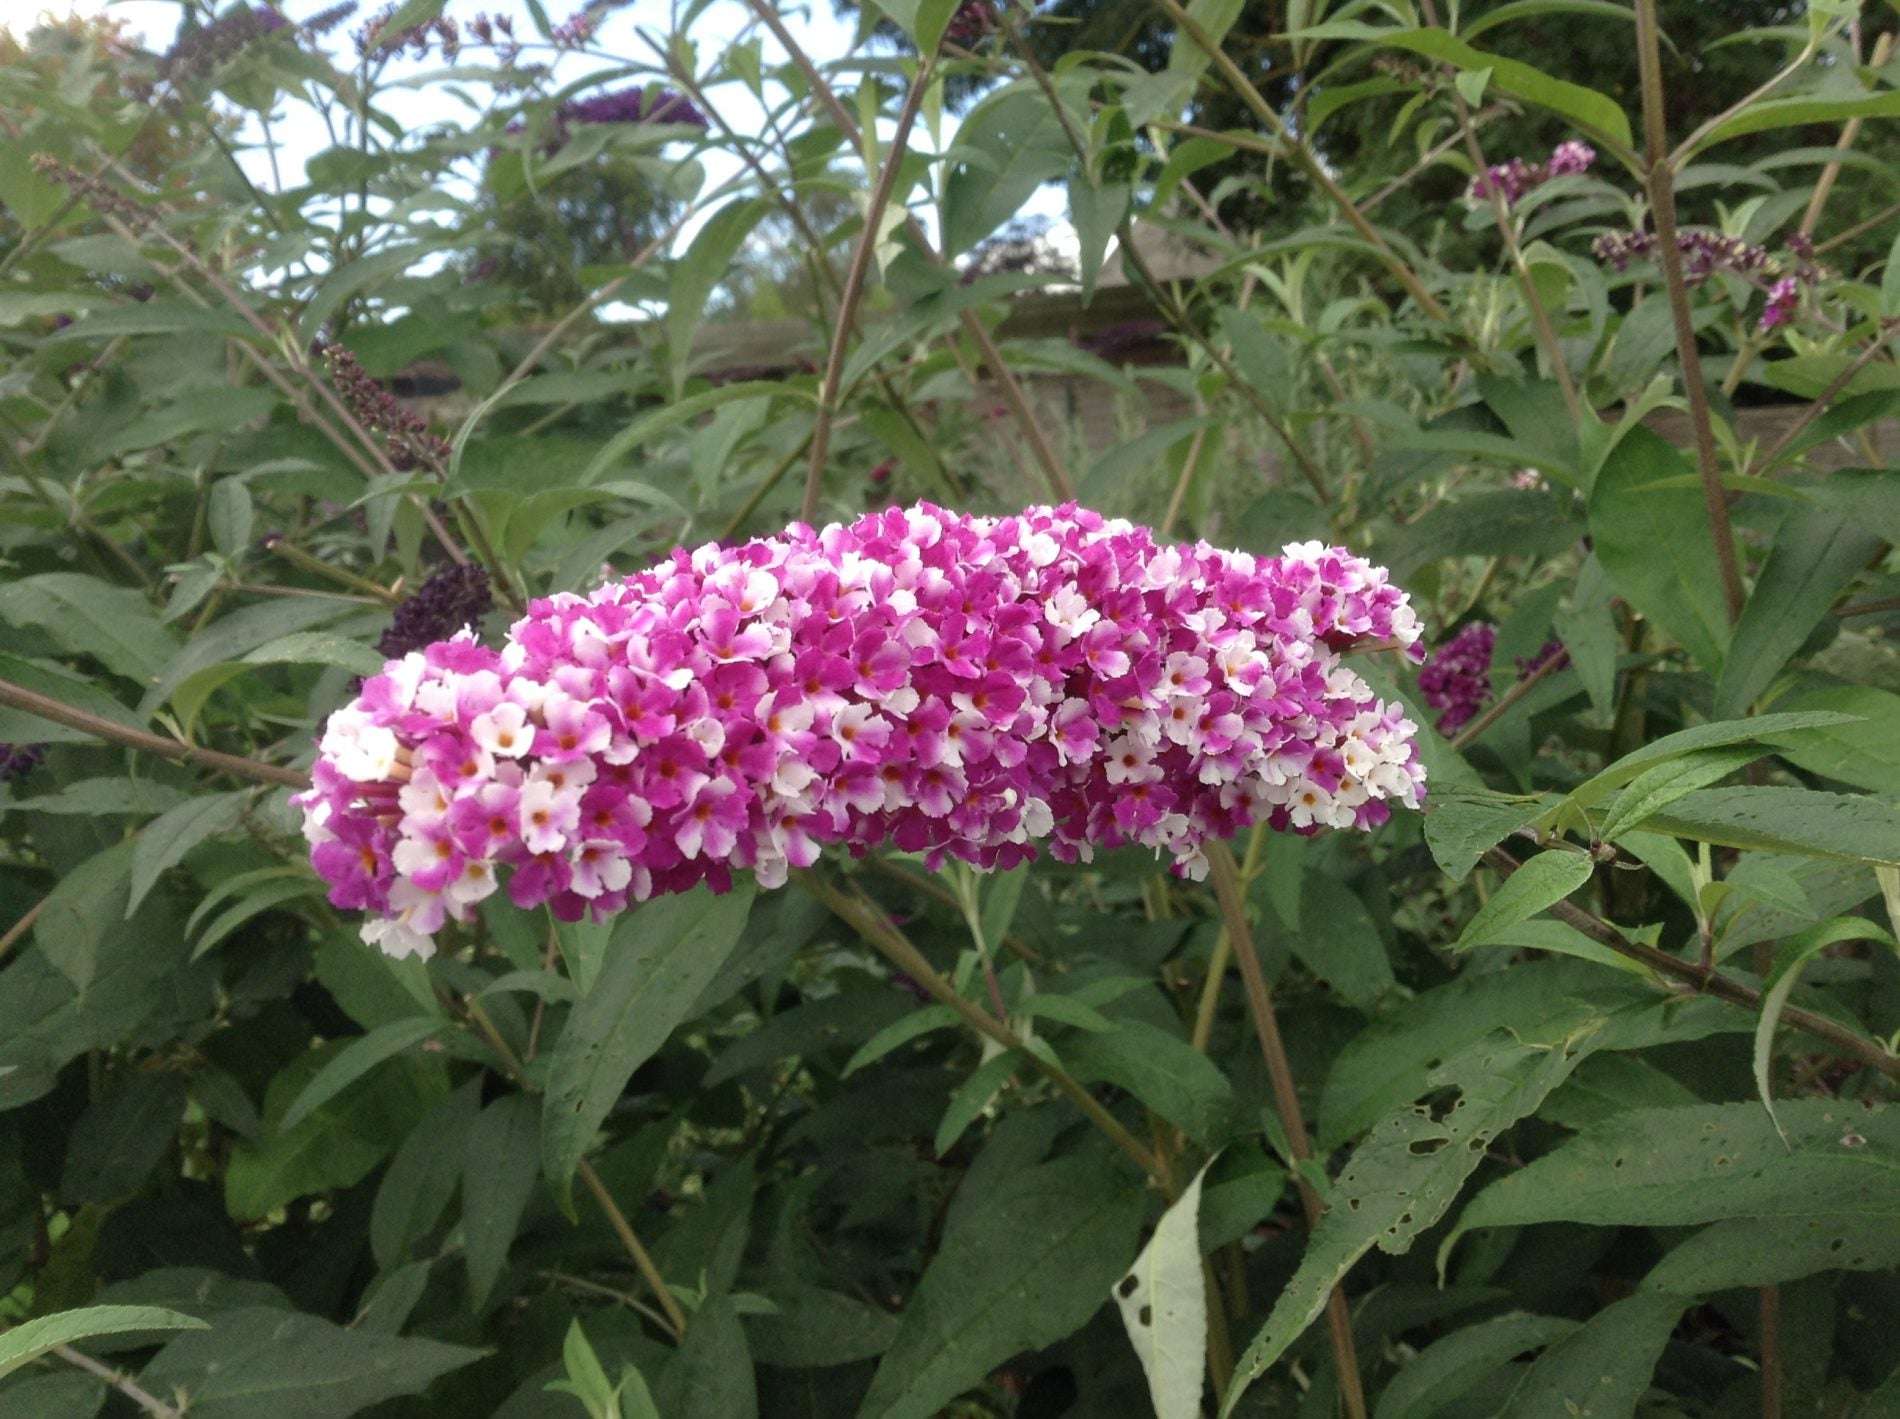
(461, 996, 689, 1341)
(1205, 842, 1368, 1419)
(1801, 33, 1895, 237)
(1482, 847, 1900, 1079)
(1815, 199, 1900, 258)
(1152, 0, 1447, 324)
(0, 676, 309, 789)
(1634, 0, 1746, 624)
(1001, 15, 1329, 507)
(795, 870, 1168, 1185)
(0, 896, 47, 965)
(866, 857, 1039, 961)
(804, 54, 935, 522)
(1749, 321, 1900, 477)
(51, 1345, 181, 1419)
(1448, 649, 1568, 751)
(1837, 595, 1900, 619)
(742, 0, 1073, 503)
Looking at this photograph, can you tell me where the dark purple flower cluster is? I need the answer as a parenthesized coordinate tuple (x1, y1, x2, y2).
(559, 87, 705, 129)
(1593, 228, 1816, 332)
(1467, 141, 1595, 208)
(467, 12, 519, 62)
(158, 5, 291, 85)
(302, 2, 360, 39)
(945, 0, 998, 45)
(1417, 622, 1495, 734)
(377, 566, 495, 660)
(355, 2, 460, 58)
(0, 744, 46, 785)
(1515, 638, 1568, 678)
(320, 344, 451, 473)
(1419, 628, 1572, 736)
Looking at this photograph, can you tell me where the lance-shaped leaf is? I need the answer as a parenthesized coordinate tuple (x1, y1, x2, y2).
(1223, 1019, 1605, 1413)
(1114, 1160, 1213, 1419)
(542, 883, 755, 1207)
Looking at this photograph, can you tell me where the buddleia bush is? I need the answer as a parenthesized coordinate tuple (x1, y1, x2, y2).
(0, 2, 1898, 1417)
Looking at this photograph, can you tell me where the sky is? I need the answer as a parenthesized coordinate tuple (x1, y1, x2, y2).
(37, 0, 1071, 261)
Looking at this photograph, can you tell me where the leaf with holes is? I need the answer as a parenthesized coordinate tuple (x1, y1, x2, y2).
(1441, 1099, 1900, 1268)
(1223, 1019, 1605, 1413)
(1114, 1160, 1211, 1419)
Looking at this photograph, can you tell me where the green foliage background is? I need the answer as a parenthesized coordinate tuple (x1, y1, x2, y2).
(1, 1, 1899, 1416)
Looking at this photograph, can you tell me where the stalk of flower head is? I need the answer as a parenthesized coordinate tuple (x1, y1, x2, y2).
(300, 504, 1427, 958)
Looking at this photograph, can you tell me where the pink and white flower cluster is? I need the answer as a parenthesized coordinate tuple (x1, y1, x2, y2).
(299, 504, 1427, 958)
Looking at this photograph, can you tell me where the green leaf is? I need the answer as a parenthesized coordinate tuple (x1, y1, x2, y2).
(137, 1307, 482, 1417)
(0, 654, 142, 745)
(1374, 1311, 1579, 1419)
(1701, 92, 1900, 149)
(1753, 917, 1891, 1145)
(128, 792, 249, 917)
(1565, 710, 1860, 810)
(858, 1157, 1147, 1419)
(1292, 878, 1397, 1007)
(655, 1295, 756, 1419)
(704, 989, 912, 1086)
(1645, 1212, 1900, 1293)
(872, 0, 959, 52)
(225, 1043, 445, 1221)
(243, 632, 385, 676)
(1495, 1293, 1686, 1418)
(843, 1003, 960, 1076)
(207, 479, 255, 558)
(942, 84, 1079, 256)
(1587, 427, 1731, 673)
(372, 1080, 479, 1271)
(1597, 746, 1761, 841)
(1714, 507, 1883, 720)
(1768, 683, 1900, 792)
(1443, 1100, 1900, 1255)
(461, 1092, 541, 1308)
(34, 840, 136, 994)
(934, 1050, 1021, 1156)
(1331, 27, 1632, 148)
(745, 1286, 898, 1368)
(13, 777, 187, 817)
(0, 574, 179, 684)
(541, 883, 755, 1206)
(1065, 1019, 1236, 1149)
(1884, 226, 1900, 321)
(1016, 993, 1115, 1033)
(1422, 790, 1547, 882)
(59, 1072, 187, 1205)
(667, 199, 769, 397)
(0, 1306, 208, 1383)
(1642, 786, 1900, 865)
(1113, 1160, 1211, 1419)
(1454, 851, 1595, 951)
(282, 1017, 443, 1133)
(577, 382, 801, 486)
(1223, 1022, 1603, 1413)
(1554, 555, 1619, 720)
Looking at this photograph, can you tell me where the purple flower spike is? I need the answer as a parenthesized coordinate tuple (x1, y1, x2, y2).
(300, 504, 1427, 958)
